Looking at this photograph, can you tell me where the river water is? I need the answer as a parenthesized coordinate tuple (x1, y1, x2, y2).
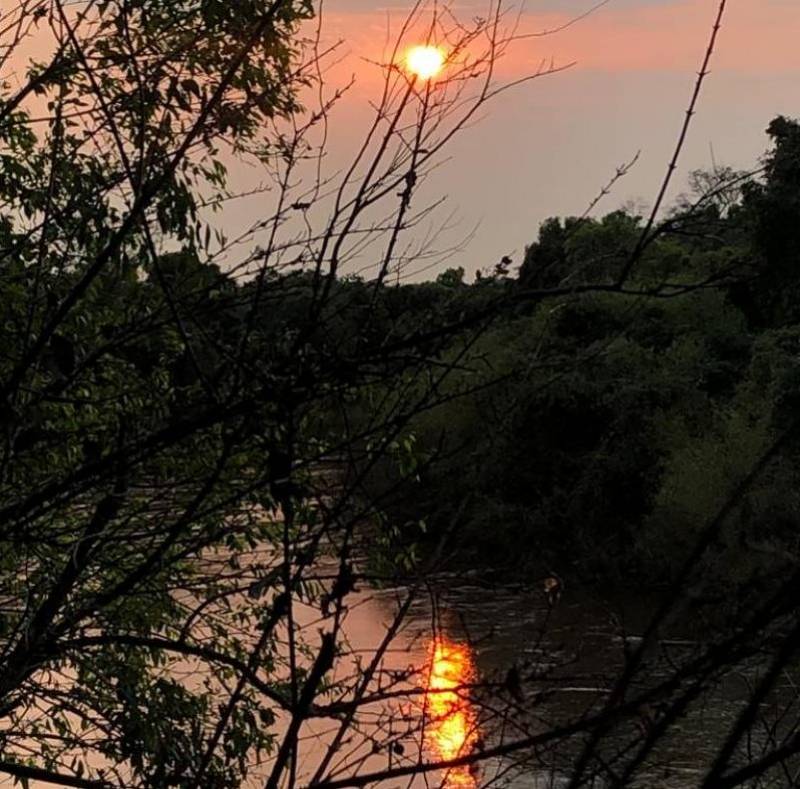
(290, 576, 800, 789)
(6, 569, 797, 788)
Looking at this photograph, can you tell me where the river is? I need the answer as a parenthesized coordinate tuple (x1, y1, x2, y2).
(287, 575, 800, 789)
(5, 568, 797, 789)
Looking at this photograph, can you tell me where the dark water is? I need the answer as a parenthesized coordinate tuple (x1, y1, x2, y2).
(294, 577, 799, 789)
(9, 575, 795, 788)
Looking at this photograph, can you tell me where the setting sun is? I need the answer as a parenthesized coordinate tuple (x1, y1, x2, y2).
(406, 45, 445, 79)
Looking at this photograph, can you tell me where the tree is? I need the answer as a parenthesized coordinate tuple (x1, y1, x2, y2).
(733, 116, 800, 326)
(7, 1, 800, 788)
(0, 2, 318, 785)
(0, 1, 570, 786)
(435, 267, 466, 288)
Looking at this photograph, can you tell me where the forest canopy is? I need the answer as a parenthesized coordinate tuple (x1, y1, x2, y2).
(363, 116, 800, 591)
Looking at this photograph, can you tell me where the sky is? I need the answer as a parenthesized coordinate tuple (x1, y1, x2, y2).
(7, 1, 798, 281)
(278, 0, 800, 279)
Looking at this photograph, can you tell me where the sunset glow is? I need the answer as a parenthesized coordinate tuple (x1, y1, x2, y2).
(405, 45, 445, 79)
(425, 639, 479, 788)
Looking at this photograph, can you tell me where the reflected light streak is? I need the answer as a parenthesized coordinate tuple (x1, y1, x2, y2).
(424, 638, 480, 788)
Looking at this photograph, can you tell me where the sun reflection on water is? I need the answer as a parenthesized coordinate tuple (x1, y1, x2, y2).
(424, 638, 480, 788)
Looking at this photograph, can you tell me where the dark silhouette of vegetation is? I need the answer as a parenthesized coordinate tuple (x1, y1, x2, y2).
(4, 0, 800, 788)
(368, 118, 800, 594)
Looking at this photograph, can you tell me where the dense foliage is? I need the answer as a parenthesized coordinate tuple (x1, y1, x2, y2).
(3, 0, 800, 783)
(361, 117, 800, 595)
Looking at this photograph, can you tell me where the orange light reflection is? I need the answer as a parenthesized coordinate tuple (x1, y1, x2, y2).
(424, 638, 480, 788)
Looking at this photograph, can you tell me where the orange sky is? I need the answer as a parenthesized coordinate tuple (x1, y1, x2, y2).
(292, 0, 799, 277)
(325, 1, 800, 76)
(7, 1, 796, 279)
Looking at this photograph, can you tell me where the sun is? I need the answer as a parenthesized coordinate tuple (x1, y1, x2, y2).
(405, 45, 445, 80)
